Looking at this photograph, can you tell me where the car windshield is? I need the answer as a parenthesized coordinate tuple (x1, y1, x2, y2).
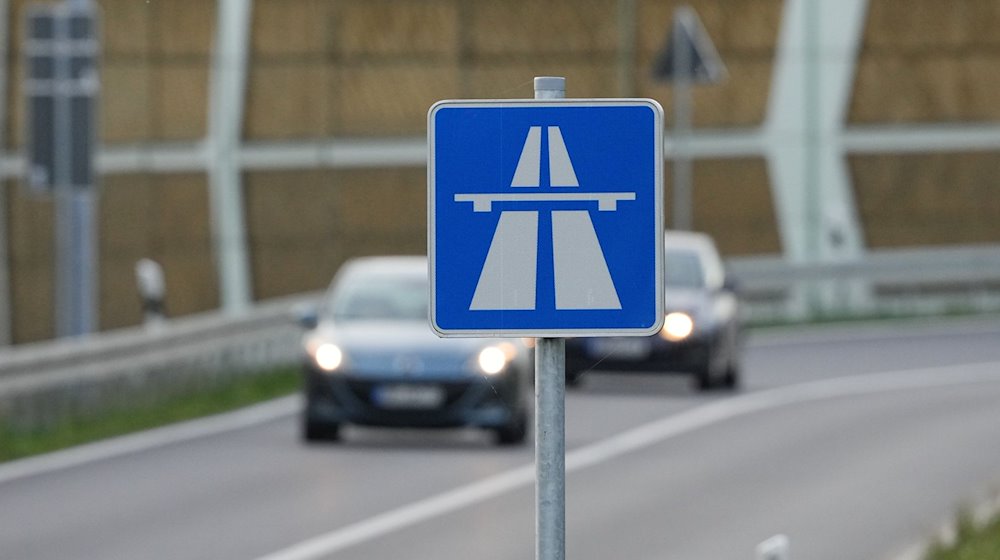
(327, 272, 428, 322)
(665, 249, 704, 289)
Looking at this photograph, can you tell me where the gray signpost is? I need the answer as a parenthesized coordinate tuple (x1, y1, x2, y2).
(429, 77, 663, 560)
(23, 0, 99, 337)
(653, 5, 726, 231)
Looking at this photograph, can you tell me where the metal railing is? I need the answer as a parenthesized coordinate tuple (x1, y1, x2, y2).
(729, 245, 1000, 323)
(0, 292, 317, 430)
(2, 244, 999, 432)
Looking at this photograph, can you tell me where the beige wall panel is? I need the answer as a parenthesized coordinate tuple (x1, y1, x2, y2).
(637, 0, 782, 55)
(7, 188, 53, 264)
(245, 170, 337, 242)
(102, 63, 153, 143)
(637, 57, 771, 127)
(149, 174, 212, 248)
(863, 0, 998, 50)
(468, 0, 618, 56)
(5, 178, 55, 343)
(464, 62, 619, 99)
(252, 245, 342, 299)
(853, 1, 1000, 123)
(245, 63, 332, 139)
(5, 60, 24, 149)
(152, 63, 208, 140)
(99, 257, 143, 331)
(851, 53, 1000, 123)
(962, 55, 1000, 117)
(636, 0, 777, 128)
(10, 263, 54, 343)
(154, 251, 219, 316)
(245, 169, 341, 299)
(334, 168, 426, 236)
(150, 0, 215, 57)
(335, 0, 459, 58)
(665, 157, 780, 255)
(335, 64, 459, 135)
(851, 152, 1000, 247)
(100, 0, 152, 57)
(99, 174, 153, 254)
(252, 0, 329, 57)
(245, 168, 425, 299)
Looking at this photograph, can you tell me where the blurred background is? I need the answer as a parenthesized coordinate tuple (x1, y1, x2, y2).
(0, 0, 998, 345)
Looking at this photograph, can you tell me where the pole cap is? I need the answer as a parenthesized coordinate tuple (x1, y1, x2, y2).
(533, 76, 566, 95)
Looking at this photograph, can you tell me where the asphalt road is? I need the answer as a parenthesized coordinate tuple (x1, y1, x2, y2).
(2, 317, 1000, 560)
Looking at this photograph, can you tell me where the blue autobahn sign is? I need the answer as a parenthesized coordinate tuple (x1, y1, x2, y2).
(428, 99, 664, 338)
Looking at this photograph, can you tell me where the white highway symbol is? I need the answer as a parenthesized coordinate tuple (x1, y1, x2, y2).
(454, 125, 636, 311)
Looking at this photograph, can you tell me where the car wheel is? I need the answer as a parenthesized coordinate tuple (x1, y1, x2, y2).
(694, 366, 715, 392)
(721, 363, 741, 390)
(302, 416, 340, 443)
(495, 410, 529, 446)
(565, 369, 584, 388)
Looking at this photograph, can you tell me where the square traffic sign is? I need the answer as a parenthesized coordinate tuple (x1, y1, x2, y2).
(429, 99, 664, 338)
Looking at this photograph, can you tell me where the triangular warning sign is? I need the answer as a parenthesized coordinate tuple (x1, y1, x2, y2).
(652, 6, 727, 84)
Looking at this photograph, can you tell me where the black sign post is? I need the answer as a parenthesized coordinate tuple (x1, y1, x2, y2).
(24, 0, 99, 337)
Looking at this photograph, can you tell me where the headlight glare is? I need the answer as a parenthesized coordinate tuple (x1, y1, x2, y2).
(660, 312, 694, 342)
(313, 342, 344, 372)
(478, 346, 509, 375)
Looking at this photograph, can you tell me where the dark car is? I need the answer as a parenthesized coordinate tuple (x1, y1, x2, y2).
(298, 256, 532, 445)
(565, 231, 742, 390)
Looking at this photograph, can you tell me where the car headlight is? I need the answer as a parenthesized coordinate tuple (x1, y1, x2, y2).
(477, 342, 518, 375)
(306, 337, 344, 373)
(660, 311, 694, 342)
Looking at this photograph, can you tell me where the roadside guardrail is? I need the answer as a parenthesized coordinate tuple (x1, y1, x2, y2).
(1, 245, 999, 432)
(0, 292, 318, 431)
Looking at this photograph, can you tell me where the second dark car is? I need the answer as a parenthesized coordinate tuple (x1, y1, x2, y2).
(564, 231, 742, 390)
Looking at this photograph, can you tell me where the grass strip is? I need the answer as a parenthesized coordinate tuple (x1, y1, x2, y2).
(0, 367, 300, 464)
(925, 511, 1000, 560)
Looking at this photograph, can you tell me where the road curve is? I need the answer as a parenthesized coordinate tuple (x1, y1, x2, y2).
(1, 318, 999, 560)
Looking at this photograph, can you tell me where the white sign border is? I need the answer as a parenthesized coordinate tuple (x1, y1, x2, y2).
(428, 98, 665, 338)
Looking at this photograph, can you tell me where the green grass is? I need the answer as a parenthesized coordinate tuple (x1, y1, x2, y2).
(925, 511, 1000, 560)
(0, 367, 301, 464)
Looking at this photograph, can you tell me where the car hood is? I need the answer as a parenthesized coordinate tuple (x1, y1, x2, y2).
(309, 320, 500, 379)
(664, 288, 710, 314)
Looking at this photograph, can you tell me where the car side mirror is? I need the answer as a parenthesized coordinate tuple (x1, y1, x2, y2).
(722, 275, 740, 294)
(291, 303, 320, 330)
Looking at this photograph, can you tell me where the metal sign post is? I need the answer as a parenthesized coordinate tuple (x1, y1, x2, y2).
(23, 0, 100, 338)
(653, 5, 727, 231)
(533, 76, 567, 560)
(428, 76, 663, 560)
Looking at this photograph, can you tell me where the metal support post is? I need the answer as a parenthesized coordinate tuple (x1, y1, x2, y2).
(0, 0, 11, 345)
(533, 76, 567, 560)
(535, 337, 566, 560)
(671, 11, 693, 231)
(208, 0, 253, 314)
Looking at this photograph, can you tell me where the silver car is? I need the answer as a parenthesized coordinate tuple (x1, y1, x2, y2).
(298, 256, 532, 445)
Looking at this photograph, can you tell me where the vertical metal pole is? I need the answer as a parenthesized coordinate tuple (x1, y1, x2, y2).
(54, 0, 98, 337)
(671, 10, 693, 231)
(616, 0, 637, 98)
(802, 0, 822, 314)
(208, 0, 253, 314)
(0, 0, 12, 345)
(534, 75, 566, 560)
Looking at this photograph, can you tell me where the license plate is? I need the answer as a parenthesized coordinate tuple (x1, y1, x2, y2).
(588, 338, 651, 360)
(372, 384, 445, 409)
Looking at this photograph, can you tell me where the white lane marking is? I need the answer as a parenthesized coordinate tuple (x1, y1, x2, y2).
(0, 395, 299, 486)
(256, 360, 1000, 560)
